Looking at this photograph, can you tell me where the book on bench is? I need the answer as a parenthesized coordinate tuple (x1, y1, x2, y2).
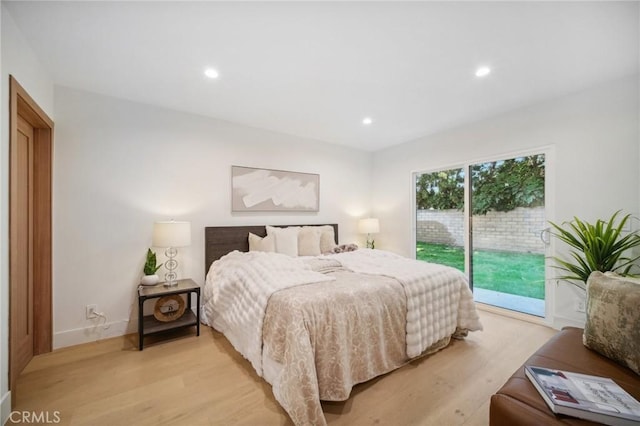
(524, 365, 640, 426)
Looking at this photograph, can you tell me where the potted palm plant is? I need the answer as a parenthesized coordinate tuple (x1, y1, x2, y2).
(141, 248, 163, 286)
(549, 210, 640, 290)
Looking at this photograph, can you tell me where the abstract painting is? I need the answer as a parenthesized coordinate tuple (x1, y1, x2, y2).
(231, 166, 320, 212)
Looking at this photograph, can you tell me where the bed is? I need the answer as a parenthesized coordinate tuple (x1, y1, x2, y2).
(201, 224, 482, 426)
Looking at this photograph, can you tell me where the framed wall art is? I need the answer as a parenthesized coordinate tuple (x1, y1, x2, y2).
(231, 166, 319, 212)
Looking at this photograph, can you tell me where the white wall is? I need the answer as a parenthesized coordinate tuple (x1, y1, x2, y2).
(371, 75, 639, 330)
(52, 86, 372, 348)
(0, 4, 55, 423)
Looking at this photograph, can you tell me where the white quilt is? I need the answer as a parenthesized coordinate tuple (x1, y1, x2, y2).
(201, 250, 334, 375)
(325, 249, 482, 358)
(203, 249, 482, 375)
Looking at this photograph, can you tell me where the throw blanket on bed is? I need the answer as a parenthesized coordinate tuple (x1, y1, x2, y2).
(326, 249, 482, 358)
(262, 269, 409, 426)
(201, 250, 335, 375)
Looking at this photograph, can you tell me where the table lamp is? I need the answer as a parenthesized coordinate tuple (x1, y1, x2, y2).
(358, 218, 379, 249)
(153, 220, 191, 286)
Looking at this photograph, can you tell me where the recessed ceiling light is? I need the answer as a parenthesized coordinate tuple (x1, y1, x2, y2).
(475, 66, 491, 78)
(204, 68, 219, 79)
(362, 117, 373, 125)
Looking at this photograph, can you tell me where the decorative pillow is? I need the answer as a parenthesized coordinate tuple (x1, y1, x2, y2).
(584, 271, 640, 375)
(248, 232, 275, 253)
(331, 243, 358, 253)
(265, 226, 300, 257)
(298, 227, 322, 256)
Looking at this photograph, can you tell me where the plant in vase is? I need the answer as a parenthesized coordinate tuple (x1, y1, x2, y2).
(549, 210, 640, 290)
(141, 248, 163, 286)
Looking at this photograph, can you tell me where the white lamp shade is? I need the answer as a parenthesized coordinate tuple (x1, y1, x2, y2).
(358, 218, 380, 234)
(153, 221, 191, 247)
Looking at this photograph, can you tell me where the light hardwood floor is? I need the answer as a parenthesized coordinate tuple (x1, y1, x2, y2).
(12, 310, 556, 425)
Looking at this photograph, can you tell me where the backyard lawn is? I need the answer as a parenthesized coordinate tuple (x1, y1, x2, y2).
(416, 242, 545, 299)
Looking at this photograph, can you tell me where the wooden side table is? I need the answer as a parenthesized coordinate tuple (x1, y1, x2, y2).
(137, 278, 200, 350)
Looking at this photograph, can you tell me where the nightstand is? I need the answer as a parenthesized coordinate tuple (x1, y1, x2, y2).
(137, 278, 200, 350)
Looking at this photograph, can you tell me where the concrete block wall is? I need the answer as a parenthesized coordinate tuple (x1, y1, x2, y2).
(416, 209, 464, 246)
(416, 206, 545, 254)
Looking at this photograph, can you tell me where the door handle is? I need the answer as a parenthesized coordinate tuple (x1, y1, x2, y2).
(539, 228, 551, 246)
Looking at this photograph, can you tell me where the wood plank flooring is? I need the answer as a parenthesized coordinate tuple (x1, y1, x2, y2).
(11, 310, 556, 425)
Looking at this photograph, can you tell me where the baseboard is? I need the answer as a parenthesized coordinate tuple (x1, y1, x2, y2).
(1, 390, 11, 426)
(53, 319, 136, 350)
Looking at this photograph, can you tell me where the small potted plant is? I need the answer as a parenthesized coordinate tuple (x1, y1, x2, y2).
(141, 248, 163, 286)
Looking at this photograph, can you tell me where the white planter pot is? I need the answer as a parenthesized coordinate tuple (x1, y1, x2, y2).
(140, 274, 160, 286)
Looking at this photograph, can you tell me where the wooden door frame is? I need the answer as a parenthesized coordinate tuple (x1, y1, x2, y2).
(9, 75, 54, 402)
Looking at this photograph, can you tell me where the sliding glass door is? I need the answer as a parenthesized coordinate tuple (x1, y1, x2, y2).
(415, 153, 547, 317)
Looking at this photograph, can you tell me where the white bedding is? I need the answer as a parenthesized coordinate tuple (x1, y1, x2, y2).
(202, 249, 483, 425)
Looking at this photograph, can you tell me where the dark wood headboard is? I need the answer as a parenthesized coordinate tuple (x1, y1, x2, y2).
(204, 224, 338, 276)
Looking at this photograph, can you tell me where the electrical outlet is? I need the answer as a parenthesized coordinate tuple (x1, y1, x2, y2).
(86, 304, 98, 319)
(575, 300, 586, 313)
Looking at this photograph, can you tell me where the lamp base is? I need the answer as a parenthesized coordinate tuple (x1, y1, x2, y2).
(366, 235, 375, 249)
(164, 246, 179, 287)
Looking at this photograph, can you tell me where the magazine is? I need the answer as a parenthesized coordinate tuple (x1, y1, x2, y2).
(525, 365, 640, 426)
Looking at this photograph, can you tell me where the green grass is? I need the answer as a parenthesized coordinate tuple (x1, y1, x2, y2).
(416, 242, 545, 300)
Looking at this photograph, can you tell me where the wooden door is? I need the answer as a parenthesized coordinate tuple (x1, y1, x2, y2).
(9, 76, 54, 404)
(11, 115, 36, 375)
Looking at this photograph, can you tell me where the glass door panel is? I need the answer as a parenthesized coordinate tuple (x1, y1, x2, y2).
(415, 168, 465, 273)
(469, 155, 546, 316)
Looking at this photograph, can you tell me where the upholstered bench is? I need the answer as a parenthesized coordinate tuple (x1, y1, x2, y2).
(490, 271, 640, 425)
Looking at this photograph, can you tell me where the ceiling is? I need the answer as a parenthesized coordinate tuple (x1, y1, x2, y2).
(4, 1, 639, 152)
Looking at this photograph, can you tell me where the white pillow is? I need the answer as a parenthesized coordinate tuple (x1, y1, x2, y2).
(317, 225, 337, 253)
(298, 227, 322, 256)
(248, 232, 275, 252)
(266, 226, 300, 256)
